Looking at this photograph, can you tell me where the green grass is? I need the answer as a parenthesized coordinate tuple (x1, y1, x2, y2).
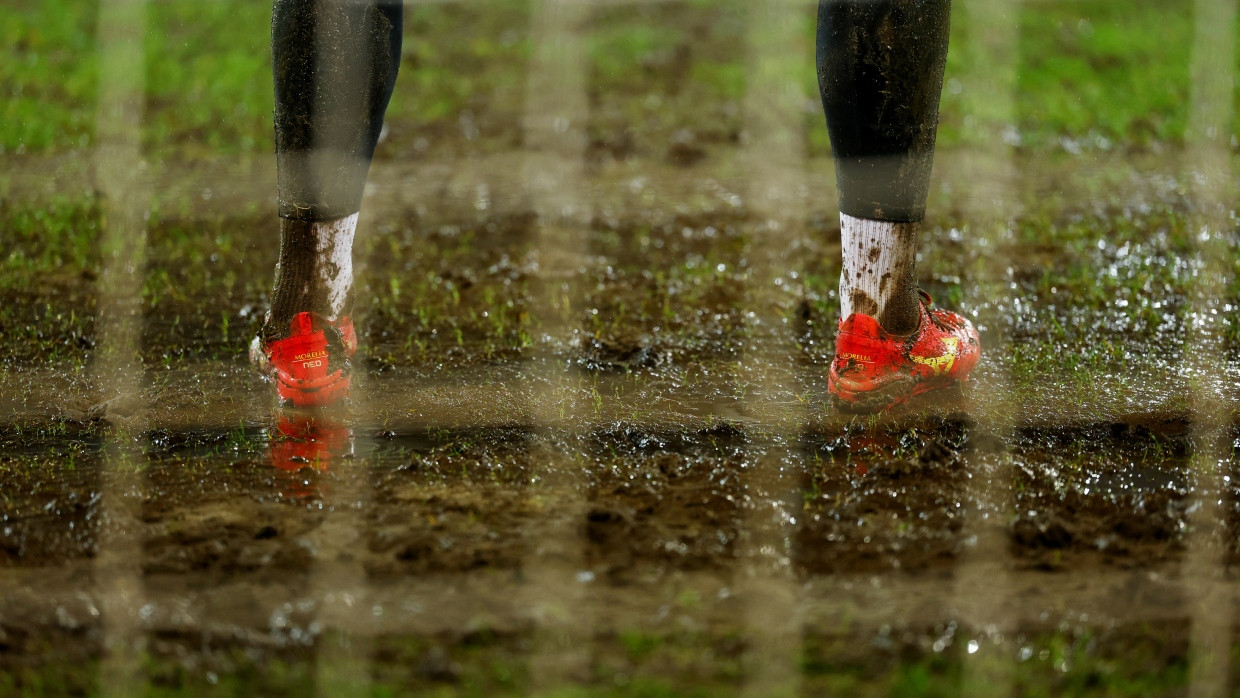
(0, 196, 100, 368)
(143, 1, 273, 156)
(0, 194, 101, 281)
(358, 219, 536, 366)
(1, 0, 1235, 158)
(0, 0, 273, 157)
(0, 0, 99, 153)
(385, 1, 530, 157)
(935, 0, 1210, 150)
(0, 624, 1200, 698)
(1012, 0, 1196, 149)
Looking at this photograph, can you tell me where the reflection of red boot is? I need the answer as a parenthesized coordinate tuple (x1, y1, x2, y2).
(269, 413, 351, 499)
(829, 291, 981, 413)
(250, 312, 356, 408)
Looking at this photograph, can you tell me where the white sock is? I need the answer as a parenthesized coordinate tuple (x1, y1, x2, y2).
(838, 212, 920, 333)
(310, 212, 357, 321)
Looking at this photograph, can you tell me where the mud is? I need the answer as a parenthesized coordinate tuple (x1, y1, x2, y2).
(1, 415, 1235, 694)
(5, 163, 1238, 694)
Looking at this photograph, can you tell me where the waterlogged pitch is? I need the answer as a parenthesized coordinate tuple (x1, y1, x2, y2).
(2, 0, 1240, 695)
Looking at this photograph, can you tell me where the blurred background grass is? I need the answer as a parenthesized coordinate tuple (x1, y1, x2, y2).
(0, 0, 1224, 159)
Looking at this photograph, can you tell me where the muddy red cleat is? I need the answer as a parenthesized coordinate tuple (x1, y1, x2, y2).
(829, 291, 981, 413)
(250, 312, 357, 408)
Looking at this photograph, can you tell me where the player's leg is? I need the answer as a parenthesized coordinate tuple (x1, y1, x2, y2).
(816, 0, 980, 411)
(253, 0, 403, 408)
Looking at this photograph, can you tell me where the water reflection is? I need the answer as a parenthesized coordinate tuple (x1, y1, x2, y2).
(268, 411, 352, 500)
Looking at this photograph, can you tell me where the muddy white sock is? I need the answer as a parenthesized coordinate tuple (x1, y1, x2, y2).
(310, 213, 357, 321)
(266, 213, 358, 338)
(838, 212, 920, 334)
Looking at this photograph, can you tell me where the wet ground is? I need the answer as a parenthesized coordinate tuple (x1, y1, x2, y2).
(5, 0, 1240, 695)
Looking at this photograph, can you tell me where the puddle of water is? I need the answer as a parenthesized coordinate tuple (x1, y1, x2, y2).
(1, 413, 1230, 694)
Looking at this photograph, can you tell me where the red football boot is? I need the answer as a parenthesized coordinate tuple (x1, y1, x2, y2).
(829, 291, 981, 413)
(250, 312, 357, 408)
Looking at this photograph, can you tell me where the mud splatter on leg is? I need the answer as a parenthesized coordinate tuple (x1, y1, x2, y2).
(818, 0, 946, 334)
(838, 212, 919, 334)
(263, 214, 357, 340)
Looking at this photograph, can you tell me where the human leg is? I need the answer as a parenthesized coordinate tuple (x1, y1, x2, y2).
(817, 0, 950, 333)
(816, 0, 979, 410)
(271, 0, 403, 226)
(255, 0, 403, 407)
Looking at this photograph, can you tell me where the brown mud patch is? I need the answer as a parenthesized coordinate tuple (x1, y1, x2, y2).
(3, 418, 1230, 577)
